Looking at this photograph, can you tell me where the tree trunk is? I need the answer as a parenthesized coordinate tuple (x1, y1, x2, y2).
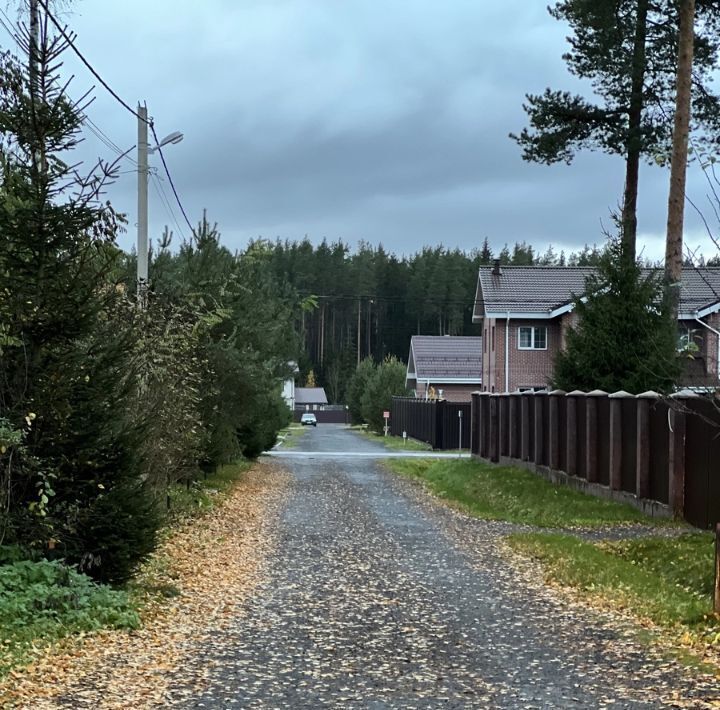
(665, 0, 695, 321)
(622, 0, 650, 264)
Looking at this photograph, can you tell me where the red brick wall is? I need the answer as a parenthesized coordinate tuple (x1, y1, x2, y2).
(482, 317, 562, 392)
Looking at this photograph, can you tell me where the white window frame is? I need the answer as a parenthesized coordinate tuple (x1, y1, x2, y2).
(518, 326, 547, 351)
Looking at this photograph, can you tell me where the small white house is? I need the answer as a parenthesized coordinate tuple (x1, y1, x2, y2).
(282, 362, 299, 410)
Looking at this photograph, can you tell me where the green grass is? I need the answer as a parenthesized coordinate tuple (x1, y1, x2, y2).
(167, 460, 251, 520)
(507, 532, 718, 637)
(385, 458, 665, 528)
(275, 424, 307, 449)
(358, 428, 433, 451)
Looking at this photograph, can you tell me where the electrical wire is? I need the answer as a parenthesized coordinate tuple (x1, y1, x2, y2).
(35, 0, 148, 123)
(149, 123, 194, 235)
(34, 0, 196, 236)
(150, 171, 187, 241)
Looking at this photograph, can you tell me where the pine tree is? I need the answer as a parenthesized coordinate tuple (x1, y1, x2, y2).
(511, 0, 720, 262)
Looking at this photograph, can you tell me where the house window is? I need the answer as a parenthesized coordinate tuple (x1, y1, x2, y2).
(518, 326, 547, 350)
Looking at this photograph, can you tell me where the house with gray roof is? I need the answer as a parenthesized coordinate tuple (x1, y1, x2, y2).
(473, 261, 720, 392)
(406, 335, 483, 401)
(294, 387, 329, 410)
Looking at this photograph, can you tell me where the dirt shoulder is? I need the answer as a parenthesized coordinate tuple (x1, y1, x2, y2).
(0, 460, 289, 709)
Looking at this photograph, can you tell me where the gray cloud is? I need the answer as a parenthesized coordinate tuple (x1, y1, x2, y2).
(35, 0, 719, 261)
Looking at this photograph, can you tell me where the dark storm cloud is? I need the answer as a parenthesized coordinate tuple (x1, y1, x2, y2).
(50, 0, 719, 259)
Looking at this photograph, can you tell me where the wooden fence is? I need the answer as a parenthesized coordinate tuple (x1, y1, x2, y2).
(390, 397, 471, 450)
(471, 390, 720, 530)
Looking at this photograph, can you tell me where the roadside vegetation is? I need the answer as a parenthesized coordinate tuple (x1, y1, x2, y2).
(386, 457, 719, 656)
(0, 13, 294, 679)
(508, 532, 719, 648)
(274, 424, 307, 450)
(358, 429, 433, 452)
(385, 458, 657, 528)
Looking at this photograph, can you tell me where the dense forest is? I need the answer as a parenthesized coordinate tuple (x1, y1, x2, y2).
(264, 238, 606, 402)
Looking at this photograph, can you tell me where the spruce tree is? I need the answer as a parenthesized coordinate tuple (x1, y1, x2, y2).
(553, 236, 680, 393)
(0, 23, 159, 582)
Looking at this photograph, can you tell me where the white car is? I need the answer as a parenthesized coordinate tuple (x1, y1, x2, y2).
(300, 413, 317, 426)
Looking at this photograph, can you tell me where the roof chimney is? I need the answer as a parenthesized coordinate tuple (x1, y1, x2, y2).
(492, 259, 502, 276)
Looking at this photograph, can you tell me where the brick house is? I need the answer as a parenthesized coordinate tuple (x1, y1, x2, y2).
(473, 261, 720, 392)
(405, 335, 483, 401)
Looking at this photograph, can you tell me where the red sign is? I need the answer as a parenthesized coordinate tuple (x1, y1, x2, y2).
(383, 410, 390, 418)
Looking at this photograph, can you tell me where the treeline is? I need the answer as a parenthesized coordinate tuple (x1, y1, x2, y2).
(0, 35, 295, 583)
(265, 238, 605, 402)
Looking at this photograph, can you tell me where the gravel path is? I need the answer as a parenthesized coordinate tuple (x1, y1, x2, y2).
(177, 425, 719, 709)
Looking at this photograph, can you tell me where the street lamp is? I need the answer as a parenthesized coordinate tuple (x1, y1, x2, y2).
(136, 104, 184, 301)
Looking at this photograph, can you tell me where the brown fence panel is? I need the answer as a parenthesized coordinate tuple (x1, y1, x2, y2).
(480, 395, 491, 458)
(684, 398, 720, 529)
(557, 396, 568, 472)
(619, 398, 638, 494)
(390, 397, 437, 447)
(576, 397, 587, 480)
(648, 399, 669, 504)
(438, 401, 472, 450)
(535, 394, 549, 467)
(293, 409, 349, 423)
(471, 393, 480, 456)
(499, 395, 510, 457)
(596, 396, 610, 486)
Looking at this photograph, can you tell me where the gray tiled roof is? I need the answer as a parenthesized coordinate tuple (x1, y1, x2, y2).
(409, 336, 482, 379)
(474, 265, 720, 319)
(295, 387, 328, 405)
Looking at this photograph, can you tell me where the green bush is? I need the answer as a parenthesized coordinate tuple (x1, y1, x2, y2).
(346, 358, 376, 425)
(361, 356, 409, 432)
(0, 559, 138, 673)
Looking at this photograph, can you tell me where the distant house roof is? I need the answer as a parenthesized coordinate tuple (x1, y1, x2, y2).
(295, 387, 328, 405)
(407, 335, 483, 382)
(473, 265, 720, 321)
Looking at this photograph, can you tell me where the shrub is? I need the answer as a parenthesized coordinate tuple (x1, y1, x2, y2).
(361, 356, 409, 432)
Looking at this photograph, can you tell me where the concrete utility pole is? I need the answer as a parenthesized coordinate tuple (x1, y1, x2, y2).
(137, 104, 149, 302)
(665, 0, 695, 317)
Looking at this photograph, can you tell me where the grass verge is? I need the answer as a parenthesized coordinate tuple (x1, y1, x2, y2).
(275, 424, 306, 449)
(384, 458, 669, 528)
(167, 460, 251, 521)
(358, 428, 433, 451)
(507, 532, 720, 648)
(0, 460, 251, 679)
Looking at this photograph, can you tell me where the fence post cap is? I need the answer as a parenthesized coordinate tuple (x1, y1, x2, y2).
(548, 389, 567, 396)
(477, 391, 491, 397)
(471, 390, 483, 396)
(586, 389, 608, 397)
(635, 390, 660, 399)
(609, 390, 635, 399)
(671, 388, 700, 398)
(566, 390, 586, 397)
(509, 390, 524, 396)
(533, 389, 548, 396)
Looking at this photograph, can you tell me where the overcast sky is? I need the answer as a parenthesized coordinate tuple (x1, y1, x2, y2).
(15, 0, 720, 260)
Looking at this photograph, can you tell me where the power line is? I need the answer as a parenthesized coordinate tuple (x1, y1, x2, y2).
(35, 0, 148, 123)
(149, 123, 194, 235)
(150, 171, 187, 241)
(34, 0, 195, 236)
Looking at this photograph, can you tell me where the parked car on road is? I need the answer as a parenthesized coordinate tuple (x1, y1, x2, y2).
(300, 413, 317, 426)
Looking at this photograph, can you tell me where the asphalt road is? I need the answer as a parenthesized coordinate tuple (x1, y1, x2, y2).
(178, 425, 718, 709)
